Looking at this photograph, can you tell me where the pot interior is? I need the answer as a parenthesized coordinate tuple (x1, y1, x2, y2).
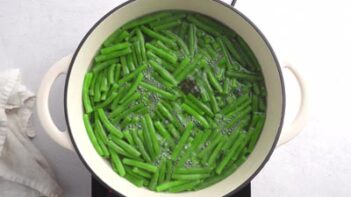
(66, 0, 284, 196)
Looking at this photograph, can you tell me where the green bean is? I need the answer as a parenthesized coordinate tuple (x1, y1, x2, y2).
(215, 132, 245, 174)
(132, 167, 152, 179)
(145, 114, 160, 156)
(179, 22, 188, 40)
(150, 13, 186, 27)
(95, 48, 132, 63)
(172, 174, 209, 180)
(222, 36, 243, 64)
(227, 71, 263, 81)
(108, 138, 131, 157)
(221, 94, 250, 115)
(217, 37, 232, 67)
(93, 72, 102, 102)
(140, 82, 177, 100)
(186, 95, 212, 117)
(187, 15, 220, 36)
(202, 74, 219, 113)
(162, 30, 189, 55)
(174, 167, 211, 174)
(131, 130, 152, 163)
(95, 92, 119, 109)
(175, 54, 204, 82)
(226, 98, 251, 117)
(96, 133, 110, 158)
(195, 156, 246, 190)
(226, 106, 252, 129)
(198, 133, 222, 158)
(153, 20, 181, 31)
(133, 40, 143, 65)
(123, 12, 172, 29)
(158, 159, 167, 184)
(149, 60, 177, 86)
(188, 24, 197, 56)
(236, 36, 260, 71)
(171, 122, 193, 160)
(177, 131, 204, 167)
(104, 30, 130, 47)
(148, 170, 159, 191)
(100, 42, 131, 55)
(125, 55, 136, 74)
(157, 102, 175, 122)
(118, 64, 147, 85)
(111, 103, 145, 123)
(184, 100, 204, 116)
(167, 123, 180, 139)
(205, 44, 217, 58)
(83, 73, 94, 113)
(100, 75, 109, 93)
(207, 138, 225, 166)
(121, 92, 141, 107)
(83, 114, 103, 155)
(123, 158, 158, 173)
(173, 57, 191, 77)
(145, 43, 178, 64)
(248, 115, 265, 152)
(153, 73, 173, 89)
(259, 98, 266, 111)
(125, 172, 144, 187)
(119, 73, 143, 104)
(168, 180, 202, 193)
(141, 26, 177, 48)
(181, 103, 209, 128)
(113, 64, 121, 82)
(223, 78, 230, 95)
(165, 160, 173, 182)
(97, 108, 123, 138)
(92, 59, 116, 73)
(156, 180, 189, 192)
(155, 121, 174, 145)
(136, 28, 147, 62)
(206, 69, 223, 93)
(123, 130, 134, 146)
(113, 138, 141, 158)
(141, 116, 156, 160)
(110, 148, 126, 176)
(95, 119, 109, 144)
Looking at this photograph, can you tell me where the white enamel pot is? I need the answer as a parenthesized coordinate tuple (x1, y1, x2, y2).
(37, 0, 308, 196)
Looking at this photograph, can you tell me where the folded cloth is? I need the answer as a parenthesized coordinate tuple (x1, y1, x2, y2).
(0, 69, 63, 197)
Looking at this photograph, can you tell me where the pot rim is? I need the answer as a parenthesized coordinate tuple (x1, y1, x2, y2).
(64, 0, 286, 196)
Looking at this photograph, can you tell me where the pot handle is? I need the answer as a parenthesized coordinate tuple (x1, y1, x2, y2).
(37, 55, 75, 151)
(231, 0, 237, 6)
(277, 63, 308, 147)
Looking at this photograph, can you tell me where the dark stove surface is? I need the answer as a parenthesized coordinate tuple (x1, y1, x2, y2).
(92, 177, 251, 197)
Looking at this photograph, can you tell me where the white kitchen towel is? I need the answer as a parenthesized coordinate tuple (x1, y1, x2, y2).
(0, 69, 63, 197)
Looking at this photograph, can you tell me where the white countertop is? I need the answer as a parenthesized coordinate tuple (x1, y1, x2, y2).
(1, 0, 350, 196)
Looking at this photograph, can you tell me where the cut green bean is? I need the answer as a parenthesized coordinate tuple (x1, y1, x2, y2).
(100, 42, 131, 55)
(123, 158, 158, 173)
(181, 103, 209, 128)
(131, 130, 152, 163)
(145, 114, 160, 156)
(141, 26, 177, 48)
(110, 148, 126, 176)
(83, 114, 103, 155)
(95, 48, 132, 63)
(140, 82, 177, 100)
(145, 43, 178, 64)
(132, 167, 151, 179)
(171, 122, 193, 160)
(83, 73, 94, 113)
(97, 108, 123, 138)
(149, 60, 177, 86)
(156, 180, 189, 192)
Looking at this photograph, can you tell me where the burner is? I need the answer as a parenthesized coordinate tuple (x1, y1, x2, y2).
(92, 177, 251, 197)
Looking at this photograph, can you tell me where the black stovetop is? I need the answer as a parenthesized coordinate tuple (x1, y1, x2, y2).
(92, 177, 251, 197)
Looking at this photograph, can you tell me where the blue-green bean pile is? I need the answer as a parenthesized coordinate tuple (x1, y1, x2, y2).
(82, 10, 267, 192)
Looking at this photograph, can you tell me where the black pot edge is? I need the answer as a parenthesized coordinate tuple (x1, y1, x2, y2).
(63, 0, 286, 196)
